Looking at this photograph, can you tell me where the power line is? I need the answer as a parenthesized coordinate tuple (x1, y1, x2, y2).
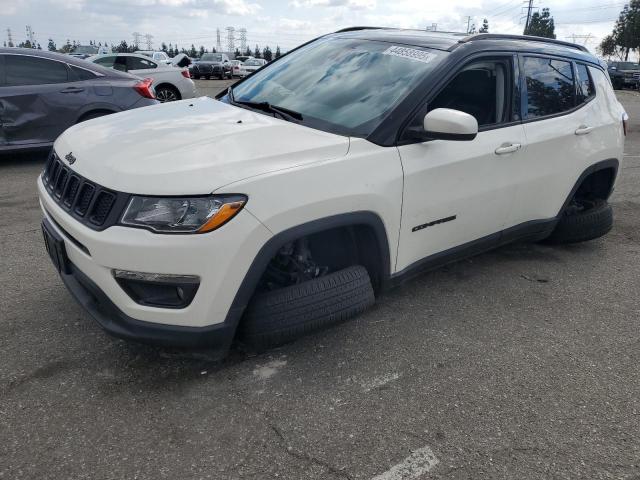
(524, 0, 535, 32)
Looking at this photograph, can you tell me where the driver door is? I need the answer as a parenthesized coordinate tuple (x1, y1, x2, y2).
(395, 55, 526, 273)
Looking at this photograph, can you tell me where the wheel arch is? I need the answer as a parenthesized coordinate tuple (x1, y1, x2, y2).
(75, 107, 118, 124)
(221, 211, 392, 337)
(558, 158, 619, 216)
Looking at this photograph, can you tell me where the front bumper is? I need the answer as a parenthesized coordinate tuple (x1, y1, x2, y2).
(38, 175, 272, 348)
(58, 250, 237, 351)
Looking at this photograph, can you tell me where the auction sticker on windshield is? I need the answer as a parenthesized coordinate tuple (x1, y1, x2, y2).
(382, 46, 437, 64)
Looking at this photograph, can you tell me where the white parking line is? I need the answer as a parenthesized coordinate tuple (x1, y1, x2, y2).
(361, 373, 401, 392)
(370, 446, 439, 480)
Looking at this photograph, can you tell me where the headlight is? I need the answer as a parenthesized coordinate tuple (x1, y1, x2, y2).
(120, 195, 247, 233)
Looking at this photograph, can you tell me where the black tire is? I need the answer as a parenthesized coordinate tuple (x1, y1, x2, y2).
(240, 265, 375, 349)
(193, 75, 200, 80)
(155, 85, 180, 103)
(546, 199, 613, 244)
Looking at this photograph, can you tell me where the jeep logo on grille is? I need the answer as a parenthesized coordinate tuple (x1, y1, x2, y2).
(65, 152, 77, 165)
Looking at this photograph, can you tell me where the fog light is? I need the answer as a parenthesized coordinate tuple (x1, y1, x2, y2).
(113, 270, 200, 309)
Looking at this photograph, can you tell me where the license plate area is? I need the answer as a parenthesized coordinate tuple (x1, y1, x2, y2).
(42, 219, 70, 274)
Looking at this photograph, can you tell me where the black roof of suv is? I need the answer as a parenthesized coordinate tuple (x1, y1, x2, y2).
(331, 28, 601, 66)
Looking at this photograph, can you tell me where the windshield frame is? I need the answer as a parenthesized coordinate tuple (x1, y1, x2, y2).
(223, 36, 445, 140)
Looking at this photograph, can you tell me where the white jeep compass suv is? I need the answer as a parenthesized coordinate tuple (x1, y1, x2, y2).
(38, 29, 627, 359)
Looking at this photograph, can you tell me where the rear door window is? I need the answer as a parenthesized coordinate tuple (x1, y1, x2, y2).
(127, 57, 157, 70)
(523, 56, 575, 118)
(576, 63, 595, 104)
(94, 56, 116, 68)
(5, 55, 69, 86)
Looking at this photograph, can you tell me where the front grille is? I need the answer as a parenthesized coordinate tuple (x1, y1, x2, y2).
(42, 152, 126, 230)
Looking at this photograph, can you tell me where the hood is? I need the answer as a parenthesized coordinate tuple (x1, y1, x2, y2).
(53, 97, 350, 195)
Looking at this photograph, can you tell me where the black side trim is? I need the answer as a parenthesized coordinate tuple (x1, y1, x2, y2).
(60, 262, 235, 353)
(222, 211, 391, 334)
(391, 218, 558, 287)
(557, 158, 619, 216)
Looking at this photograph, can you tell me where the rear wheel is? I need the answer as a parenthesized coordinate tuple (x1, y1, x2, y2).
(155, 85, 180, 103)
(546, 198, 613, 244)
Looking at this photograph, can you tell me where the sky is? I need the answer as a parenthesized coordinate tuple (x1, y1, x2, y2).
(1, 0, 627, 54)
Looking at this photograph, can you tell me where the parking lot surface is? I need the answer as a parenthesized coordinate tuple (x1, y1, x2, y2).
(1, 88, 640, 479)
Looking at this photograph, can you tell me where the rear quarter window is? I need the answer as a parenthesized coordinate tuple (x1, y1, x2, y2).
(70, 65, 99, 81)
(576, 63, 595, 104)
(523, 56, 575, 118)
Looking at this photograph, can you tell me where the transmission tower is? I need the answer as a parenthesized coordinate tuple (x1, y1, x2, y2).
(144, 33, 153, 50)
(6, 28, 13, 47)
(566, 33, 594, 47)
(239, 28, 247, 51)
(132, 32, 141, 48)
(226, 26, 235, 53)
(26, 25, 35, 46)
(216, 28, 222, 52)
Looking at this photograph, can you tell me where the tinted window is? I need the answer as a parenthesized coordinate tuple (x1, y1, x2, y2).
(430, 59, 512, 127)
(576, 64, 595, 103)
(231, 38, 444, 137)
(201, 54, 223, 62)
(128, 56, 157, 70)
(524, 57, 575, 118)
(94, 56, 115, 68)
(5, 55, 69, 86)
(70, 65, 98, 81)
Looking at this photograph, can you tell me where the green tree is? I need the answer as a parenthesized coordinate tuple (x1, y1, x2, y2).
(115, 40, 129, 53)
(524, 7, 555, 38)
(254, 44, 262, 58)
(602, 1, 640, 61)
(234, 47, 241, 58)
(244, 46, 252, 56)
(479, 18, 489, 33)
(275, 46, 281, 58)
(161, 42, 168, 52)
(199, 45, 205, 57)
(189, 44, 197, 57)
(47, 39, 57, 51)
(263, 46, 272, 62)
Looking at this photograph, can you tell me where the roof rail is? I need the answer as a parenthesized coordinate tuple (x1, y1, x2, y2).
(457, 33, 589, 52)
(334, 26, 388, 33)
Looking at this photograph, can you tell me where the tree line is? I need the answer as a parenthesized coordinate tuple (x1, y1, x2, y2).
(6, 37, 283, 61)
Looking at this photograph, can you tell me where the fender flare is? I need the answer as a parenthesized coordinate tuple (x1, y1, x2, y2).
(220, 211, 391, 335)
(557, 158, 619, 216)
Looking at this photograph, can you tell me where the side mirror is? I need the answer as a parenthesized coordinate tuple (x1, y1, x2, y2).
(423, 108, 478, 141)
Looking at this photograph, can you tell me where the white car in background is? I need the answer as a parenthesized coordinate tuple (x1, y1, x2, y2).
(88, 53, 196, 102)
(240, 58, 267, 76)
(230, 60, 243, 77)
(135, 50, 172, 65)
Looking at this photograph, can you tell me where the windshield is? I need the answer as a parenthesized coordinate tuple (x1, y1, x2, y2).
(244, 59, 262, 66)
(230, 37, 443, 137)
(201, 54, 222, 62)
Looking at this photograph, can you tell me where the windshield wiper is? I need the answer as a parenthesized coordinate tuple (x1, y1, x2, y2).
(227, 89, 303, 122)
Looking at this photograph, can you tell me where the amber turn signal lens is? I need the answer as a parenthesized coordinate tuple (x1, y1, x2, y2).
(197, 200, 246, 233)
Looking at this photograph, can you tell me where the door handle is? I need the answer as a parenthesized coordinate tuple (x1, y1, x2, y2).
(495, 142, 522, 155)
(575, 125, 594, 135)
(60, 87, 84, 93)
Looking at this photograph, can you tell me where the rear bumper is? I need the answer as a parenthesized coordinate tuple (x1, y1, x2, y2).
(58, 254, 237, 353)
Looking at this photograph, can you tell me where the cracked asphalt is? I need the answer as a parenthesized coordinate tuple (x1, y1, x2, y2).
(1, 88, 640, 479)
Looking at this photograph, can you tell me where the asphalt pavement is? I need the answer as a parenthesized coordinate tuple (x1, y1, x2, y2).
(1, 88, 639, 479)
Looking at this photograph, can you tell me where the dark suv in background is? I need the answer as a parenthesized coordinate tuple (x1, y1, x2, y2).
(0, 48, 158, 155)
(189, 53, 232, 80)
(607, 61, 640, 89)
